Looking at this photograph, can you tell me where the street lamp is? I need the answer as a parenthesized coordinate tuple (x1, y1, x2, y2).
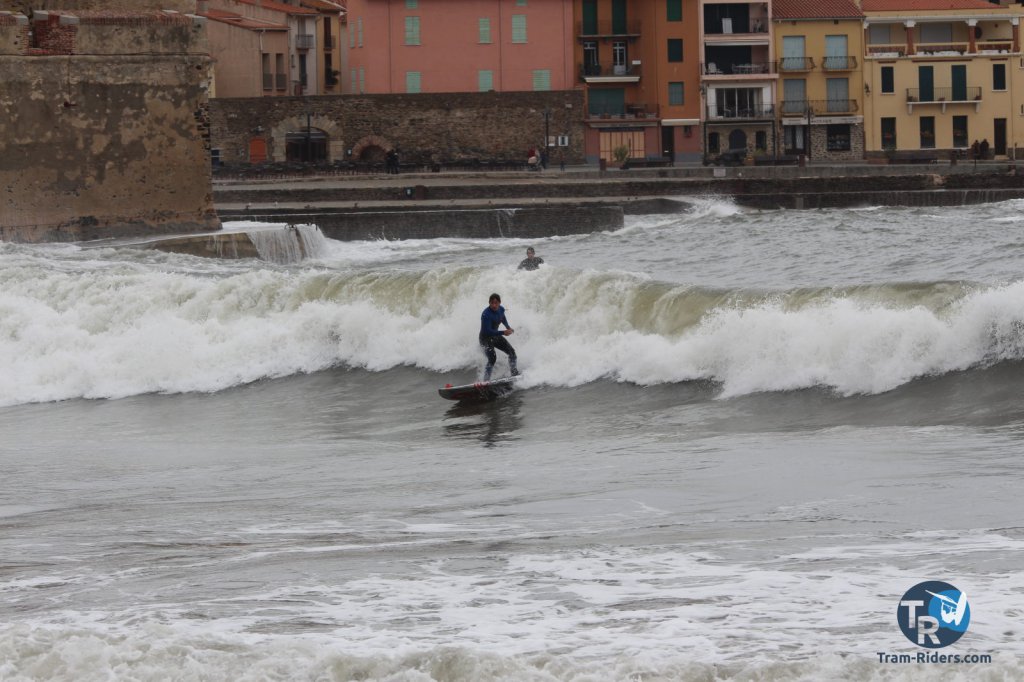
(543, 107, 551, 169)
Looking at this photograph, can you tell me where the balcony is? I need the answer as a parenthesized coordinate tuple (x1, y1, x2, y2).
(577, 20, 641, 38)
(702, 61, 776, 76)
(704, 18, 768, 36)
(780, 100, 809, 116)
(295, 33, 314, 50)
(906, 86, 982, 112)
(276, 73, 288, 91)
(778, 57, 815, 73)
(706, 103, 775, 121)
(822, 55, 857, 71)
(807, 99, 859, 114)
(579, 62, 641, 83)
(263, 73, 273, 91)
(323, 35, 336, 51)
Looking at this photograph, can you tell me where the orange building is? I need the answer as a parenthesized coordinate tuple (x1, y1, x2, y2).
(344, 0, 576, 94)
(576, 0, 703, 164)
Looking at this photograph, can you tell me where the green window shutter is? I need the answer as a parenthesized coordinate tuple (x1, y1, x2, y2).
(479, 18, 492, 43)
(516, 0, 527, 5)
(582, 0, 597, 34)
(357, 18, 363, 47)
(532, 69, 551, 91)
(406, 0, 418, 8)
(479, 70, 494, 91)
(668, 81, 684, 105)
(359, 68, 365, 93)
(406, 71, 421, 93)
(666, 0, 682, 22)
(405, 16, 421, 45)
(512, 15, 527, 43)
(612, 0, 627, 33)
(350, 68, 356, 93)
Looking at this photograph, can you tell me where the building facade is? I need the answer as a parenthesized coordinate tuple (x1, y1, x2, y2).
(577, 0, 703, 164)
(862, 0, 1024, 159)
(344, 0, 576, 95)
(772, 0, 864, 162)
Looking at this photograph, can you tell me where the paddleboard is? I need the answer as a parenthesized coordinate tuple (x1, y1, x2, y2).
(438, 375, 521, 402)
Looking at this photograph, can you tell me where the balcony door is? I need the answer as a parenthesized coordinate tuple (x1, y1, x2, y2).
(951, 64, 967, 101)
(826, 78, 849, 112)
(825, 35, 847, 69)
(782, 36, 805, 71)
(918, 65, 934, 102)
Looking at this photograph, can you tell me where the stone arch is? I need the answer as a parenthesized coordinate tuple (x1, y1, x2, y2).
(269, 114, 343, 162)
(728, 129, 747, 151)
(351, 134, 395, 162)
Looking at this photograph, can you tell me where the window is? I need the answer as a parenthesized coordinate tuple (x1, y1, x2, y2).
(588, 88, 625, 116)
(516, 0, 527, 5)
(824, 35, 848, 69)
(405, 0, 417, 8)
(406, 71, 421, 93)
(479, 70, 494, 91)
(781, 35, 805, 71)
(782, 79, 806, 115)
(668, 81, 684, 105)
(512, 15, 527, 43)
(667, 38, 683, 62)
(994, 63, 1007, 91)
(667, 0, 682, 21)
(582, 0, 597, 35)
(826, 78, 850, 112)
(919, 116, 935, 149)
(612, 41, 627, 74)
(479, 18, 492, 44)
(359, 67, 365, 93)
(532, 69, 551, 91)
(357, 18, 363, 47)
(350, 68, 357, 93)
(708, 132, 721, 154)
(755, 130, 767, 151)
(404, 16, 420, 45)
(715, 87, 761, 117)
(881, 117, 896, 150)
(826, 124, 851, 151)
(881, 66, 894, 94)
(262, 53, 271, 90)
(952, 115, 968, 148)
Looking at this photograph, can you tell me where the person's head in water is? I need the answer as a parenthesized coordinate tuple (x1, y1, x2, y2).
(489, 293, 501, 309)
(526, 247, 535, 258)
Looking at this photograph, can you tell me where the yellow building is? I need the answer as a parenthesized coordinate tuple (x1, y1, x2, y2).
(772, 0, 865, 161)
(861, 0, 1024, 159)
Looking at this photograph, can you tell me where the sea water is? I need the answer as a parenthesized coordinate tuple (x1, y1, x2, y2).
(2, 199, 1024, 680)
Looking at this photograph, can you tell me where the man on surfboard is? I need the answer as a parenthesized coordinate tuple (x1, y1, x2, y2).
(480, 293, 518, 381)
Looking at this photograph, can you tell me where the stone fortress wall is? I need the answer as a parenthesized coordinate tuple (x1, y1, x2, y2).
(0, 0, 219, 242)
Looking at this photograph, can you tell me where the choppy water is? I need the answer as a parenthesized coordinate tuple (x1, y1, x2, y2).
(2, 198, 1024, 681)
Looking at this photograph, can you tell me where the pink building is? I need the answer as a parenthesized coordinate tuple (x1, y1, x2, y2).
(345, 0, 576, 93)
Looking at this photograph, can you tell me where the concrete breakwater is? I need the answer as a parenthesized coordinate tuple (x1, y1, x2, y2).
(140, 164, 1024, 261)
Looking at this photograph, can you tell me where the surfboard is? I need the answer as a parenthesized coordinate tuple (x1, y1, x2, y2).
(438, 375, 521, 402)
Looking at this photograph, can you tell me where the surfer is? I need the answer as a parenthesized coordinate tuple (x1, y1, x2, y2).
(480, 293, 518, 381)
(517, 247, 544, 271)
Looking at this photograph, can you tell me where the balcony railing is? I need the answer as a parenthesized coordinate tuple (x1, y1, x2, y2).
(808, 99, 859, 114)
(780, 100, 809, 116)
(867, 43, 907, 57)
(704, 19, 768, 35)
(263, 73, 273, 91)
(906, 86, 982, 102)
(778, 57, 814, 72)
(577, 20, 641, 37)
(295, 33, 314, 50)
(702, 61, 776, 76)
(323, 35, 336, 51)
(822, 55, 857, 71)
(276, 73, 288, 90)
(915, 42, 969, 55)
(579, 62, 641, 80)
(706, 103, 775, 120)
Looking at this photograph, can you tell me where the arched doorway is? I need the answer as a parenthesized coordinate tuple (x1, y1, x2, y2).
(728, 129, 747, 152)
(285, 128, 328, 162)
(357, 144, 387, 163)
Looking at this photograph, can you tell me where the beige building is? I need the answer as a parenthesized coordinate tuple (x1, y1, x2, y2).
(300, 0, 345, 95)
(202, 7, 290, 98)
(772, 0, 864, 161)
(861, 0, 1024, 158)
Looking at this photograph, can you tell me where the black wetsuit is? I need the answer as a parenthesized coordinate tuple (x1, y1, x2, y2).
(479, 304, 517, 379)
(518, 256, 544, 271)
